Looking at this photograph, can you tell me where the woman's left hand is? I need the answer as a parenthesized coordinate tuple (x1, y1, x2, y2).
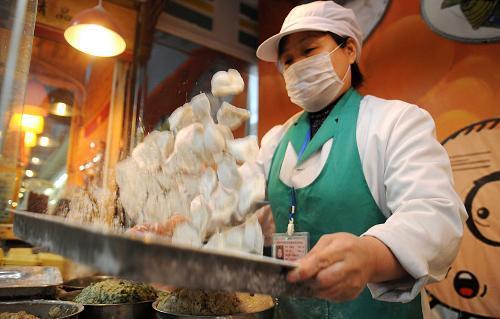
(287, 232, 377, 302)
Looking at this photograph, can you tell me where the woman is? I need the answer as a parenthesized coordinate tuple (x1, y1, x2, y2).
(255, 1, 466, 318)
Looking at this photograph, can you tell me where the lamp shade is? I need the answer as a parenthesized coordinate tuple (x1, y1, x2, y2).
(64, 4, 126, 57)
(49, 88, 74, 117)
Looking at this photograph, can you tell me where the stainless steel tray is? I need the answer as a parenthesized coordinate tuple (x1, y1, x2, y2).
(0, 300, 83, 319)
(0, 266, 62, 300)
(13, 211, 312, 298)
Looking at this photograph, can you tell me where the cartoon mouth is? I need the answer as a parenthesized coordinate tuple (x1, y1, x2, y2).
(473, 219, 490, 227)
(453, 271, 483, 299)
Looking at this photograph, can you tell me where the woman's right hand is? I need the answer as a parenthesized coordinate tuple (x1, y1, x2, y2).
(256, 205, 275, 246)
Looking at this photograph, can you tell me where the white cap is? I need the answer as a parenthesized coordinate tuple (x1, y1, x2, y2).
(256, 1, 363, 63)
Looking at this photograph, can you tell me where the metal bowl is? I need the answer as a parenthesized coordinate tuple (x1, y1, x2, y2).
(58, 290, 154, 319)
(153, 293, 275, 319)
(76, 301, 154, 319)
(0, 300, 84, 319)
(62, 275, 115, 291)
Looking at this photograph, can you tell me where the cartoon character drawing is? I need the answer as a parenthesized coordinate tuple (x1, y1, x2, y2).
(421, 0, 500, 42)
(426, 118, 500, 319)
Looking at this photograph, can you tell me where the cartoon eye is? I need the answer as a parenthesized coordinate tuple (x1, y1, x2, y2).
(477, 207, 489, 219)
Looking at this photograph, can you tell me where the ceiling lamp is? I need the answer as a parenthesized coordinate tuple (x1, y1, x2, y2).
(10, 114, 44, 134)
(49, 88, 74, 117)
(64, 0, 126, 57)
(24, 132, 37, 148)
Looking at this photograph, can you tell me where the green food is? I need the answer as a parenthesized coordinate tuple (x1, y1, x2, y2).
(156, 288, 241, 316)
(0, 312, 39, 319)
(74, 279, 157, 304)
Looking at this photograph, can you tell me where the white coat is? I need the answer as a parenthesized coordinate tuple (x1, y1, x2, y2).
(256, 94, 467, 316)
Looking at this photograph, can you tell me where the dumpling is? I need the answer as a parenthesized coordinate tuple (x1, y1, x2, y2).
(172, 221, 203, 248)
(199, 167, 217, 200)
(211, 69, 244, 97)
(236, 162, 265, 221)
(227, 136, 259, 164)
(168, 103, 195, 133)
(242, 214, 264, 254)
(189, 195, 211, 240)
(131, 134, 162, 172)
(216, 102, 250, 131)
(203, 123, 226, 157)
(190, 93, 213, 125)
(216, 155, 241, 191)
(208, 183, 238, 230)
(174, 123, 205, 155)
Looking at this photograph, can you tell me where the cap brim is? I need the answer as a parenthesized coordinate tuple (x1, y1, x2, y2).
(256, 27, 329, 62)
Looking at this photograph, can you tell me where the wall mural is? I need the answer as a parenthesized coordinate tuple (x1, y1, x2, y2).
(421, 0, 500, 43)
(359, 1, 500, 317)
(426, 119, 499, 319)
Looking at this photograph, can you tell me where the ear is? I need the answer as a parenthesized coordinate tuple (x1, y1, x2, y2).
(345, 38, 357, 64)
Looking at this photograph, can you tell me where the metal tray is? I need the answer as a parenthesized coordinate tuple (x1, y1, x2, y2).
(153, 293, 275, 319)
(0, 300, 83, 319)
(13, 211, 311, 298)
(0, 266, 62, 300)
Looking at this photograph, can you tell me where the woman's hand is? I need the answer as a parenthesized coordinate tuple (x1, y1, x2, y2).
(287, 233, 409, 302)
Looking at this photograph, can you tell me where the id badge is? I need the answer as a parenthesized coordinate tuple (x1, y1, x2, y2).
(272, 232, 310, 262)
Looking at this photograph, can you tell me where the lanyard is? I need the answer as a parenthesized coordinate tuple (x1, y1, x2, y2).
(288, 129, 311, 236)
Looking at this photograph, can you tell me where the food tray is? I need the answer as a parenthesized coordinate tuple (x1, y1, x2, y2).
(13, 211, 311, 298)
(0, 266, 62, 299)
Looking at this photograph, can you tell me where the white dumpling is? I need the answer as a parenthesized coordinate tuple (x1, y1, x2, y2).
(243, 214, 264, 254)
(216, 102, 250, 131)
(216, 155, 241, 191)
(199, 167, 217, 200)
(203, 123, 226, 157)
(174, 123, 205, 155)
(216, 124, 234, 141)
(115, 158, 148, 223)
(236, 162, 265, 221)
(169, 103, 195, 133)
(153, 130, 175, 161)
(211, 69, 245, 97)
(190, 195, 211, 240)
(172, 221, 202, 248)
(131, 133, 162, 172)
(190, 93, 213, 125)
(203, 231, 224, 251)
(227, 136, 259, 164)
(208, 183, 238, 229)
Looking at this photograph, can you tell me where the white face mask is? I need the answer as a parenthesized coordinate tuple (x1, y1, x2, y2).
(283, 45, 350, 112)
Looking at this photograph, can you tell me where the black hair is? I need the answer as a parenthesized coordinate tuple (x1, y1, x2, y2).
(278, 32, 364, 88)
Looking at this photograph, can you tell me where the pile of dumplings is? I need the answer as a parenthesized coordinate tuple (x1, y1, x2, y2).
(116, 69, 265, 255)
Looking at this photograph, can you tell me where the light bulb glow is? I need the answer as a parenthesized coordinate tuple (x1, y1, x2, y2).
(25, 170, 34, 178)
(24, 132, 37, 148)
(64, 24, 126, 57)
(31, 157, 41, 165)
(39, 136, 50, 147)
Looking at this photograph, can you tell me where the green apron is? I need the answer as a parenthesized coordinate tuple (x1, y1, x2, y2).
(267, 89, 422, 319)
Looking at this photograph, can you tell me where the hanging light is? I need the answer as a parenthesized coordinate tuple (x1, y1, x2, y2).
(24, 131, 38, 148)
(49, 88, 74, 117)
(64, 0, 126, 57)
(10, 114, 44, 134)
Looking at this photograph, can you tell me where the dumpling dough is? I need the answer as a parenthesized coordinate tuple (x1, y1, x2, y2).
(168, 103, 195, 132)
(211, 69, 244, 97)
(189, 195, 211, 240)
(227, 136, 259, 164)
(216, 155, 241, 191)
(236, 162, 265, 221)
(216, 102, 250, 131)
(190, 93, 213, 125)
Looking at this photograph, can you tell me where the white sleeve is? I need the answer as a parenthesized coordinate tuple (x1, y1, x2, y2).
(257, 125, 286, 180)
(362, 105, 467, 302)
